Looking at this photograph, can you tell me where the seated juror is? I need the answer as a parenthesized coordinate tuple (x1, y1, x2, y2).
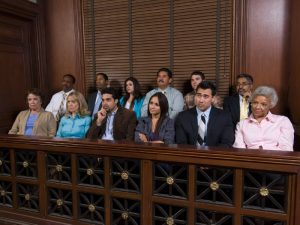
(233, 86, 294, 151)
(87, 87, 137, 141)
(9, 88, 56, 137)
(175, 81, 234, 147)
(135, 92, 175, 144)
(56, 91, 91, 138)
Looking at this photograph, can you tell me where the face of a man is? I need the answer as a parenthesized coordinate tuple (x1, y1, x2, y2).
(157, 71, 172, 90)
(101, 93, 118, 113)
(194, 88, 214, 112)
(236, 77, 252, 97)
(191, 74, 203, 91)
(96, 74, 108, 91)
(62, 76, 74, 92)
(251, 95, 271, 120)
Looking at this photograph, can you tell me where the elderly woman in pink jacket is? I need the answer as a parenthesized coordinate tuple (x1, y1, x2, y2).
(233, 86, 294, 151)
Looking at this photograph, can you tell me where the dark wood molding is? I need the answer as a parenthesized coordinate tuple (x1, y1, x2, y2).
(73, 0, 86, 95)
(0, 0, 47, 133)
(0, 134, 300, 224)
(233, 0, 248, 83)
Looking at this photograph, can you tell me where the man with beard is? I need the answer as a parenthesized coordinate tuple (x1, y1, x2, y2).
(46, 74, 76, 121)
(141, 68, 184, 119)
(87, 87, 136, 141)
(87, 72, 109, 119)
(223, 73, 254, 127)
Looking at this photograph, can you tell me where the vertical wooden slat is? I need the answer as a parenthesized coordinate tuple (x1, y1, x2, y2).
(141, 159, 152, 224)
(37, 151, 47, 217)
(104, 156, 111, 225)
(234, 169, 243, 225)
(188, 164, 195, 225)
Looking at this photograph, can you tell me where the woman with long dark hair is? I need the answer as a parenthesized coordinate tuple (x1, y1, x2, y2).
(119, 77, 144, 119)
(134, 92, 175, 144)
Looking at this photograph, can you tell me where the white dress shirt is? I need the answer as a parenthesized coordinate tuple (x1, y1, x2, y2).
(45, 89, 74, 119)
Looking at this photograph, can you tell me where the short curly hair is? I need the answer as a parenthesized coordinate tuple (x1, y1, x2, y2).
(250, 86, 278, 108)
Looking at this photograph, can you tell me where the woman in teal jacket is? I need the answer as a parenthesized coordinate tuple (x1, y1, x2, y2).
(56, 91, 91, 138)
(119, 77, 144, 119)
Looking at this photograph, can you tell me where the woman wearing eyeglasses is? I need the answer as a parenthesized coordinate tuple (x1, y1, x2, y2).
(233, 86, 294, 151)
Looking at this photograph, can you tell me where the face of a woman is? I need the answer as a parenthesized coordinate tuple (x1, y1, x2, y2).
(126, 80, 134, 94)
(67, 96, 79, 114)
(251, 95, 271, 120)
(148, 96, 161, 116)
(27, 94, 42, 111)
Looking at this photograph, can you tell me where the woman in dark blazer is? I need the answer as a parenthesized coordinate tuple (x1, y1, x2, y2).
(135, 92, 175, 144)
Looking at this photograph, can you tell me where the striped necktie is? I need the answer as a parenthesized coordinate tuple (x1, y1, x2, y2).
(56, 93, 67, 121)
(92, 93, 101, 119)
(198, 114, 206, 145)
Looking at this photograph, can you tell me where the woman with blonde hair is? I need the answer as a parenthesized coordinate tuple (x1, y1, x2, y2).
(56, 91, 91, 138)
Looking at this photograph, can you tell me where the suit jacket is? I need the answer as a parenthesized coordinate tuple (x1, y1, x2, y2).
(134, 116, 175, 144)
(87, 107, 137, 141)
(87, 91, 100, 115)
(223, 94, 251, 127)
(9, 109, 57, 137)
(175, 106, 234, 147)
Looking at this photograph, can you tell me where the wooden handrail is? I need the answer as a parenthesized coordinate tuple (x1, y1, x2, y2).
(0, 134, 300, 225)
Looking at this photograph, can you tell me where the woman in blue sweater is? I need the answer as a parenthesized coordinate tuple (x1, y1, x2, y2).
(56, 91, 91, 138)
(119, 77, 144, 119)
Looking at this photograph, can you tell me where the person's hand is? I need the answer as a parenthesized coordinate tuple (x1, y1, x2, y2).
(96, 107, 107, 125)
(150, 140, 164, 144)
(138, 133, 148, 142)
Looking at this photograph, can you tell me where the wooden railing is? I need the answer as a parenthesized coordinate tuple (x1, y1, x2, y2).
(0, 134, 300, 225)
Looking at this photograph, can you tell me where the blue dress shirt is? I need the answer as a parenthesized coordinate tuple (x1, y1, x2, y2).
(56, 114, 92, 138)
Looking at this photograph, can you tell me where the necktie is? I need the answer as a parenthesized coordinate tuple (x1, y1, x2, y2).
(240, 97, 248, 120)
(56, 93, 67, 121)
(198, 114, 206, 145)
(92, 93, 101, 119)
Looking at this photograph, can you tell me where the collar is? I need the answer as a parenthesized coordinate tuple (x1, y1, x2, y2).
(196, 106, 212, 117)
(157, 86, 171, 93)
(248, 111, 275, 123)
(62, 89, 74, 95)
(108, 107, 118, 116)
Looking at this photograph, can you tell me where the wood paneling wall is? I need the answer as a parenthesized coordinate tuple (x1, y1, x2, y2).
(0, 0, 46, 133)
(1, 0, 298, 141)
(44, 0, 85, 98)
(235, 0, 289, 114)
(288, 0, 300, 147)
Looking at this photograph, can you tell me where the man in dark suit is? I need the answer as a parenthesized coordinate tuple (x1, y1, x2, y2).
(87, 72, 109, 119)
(87, 87, 137, 141)
(223, 73, 253, 127)
(175, 81, 234, 147)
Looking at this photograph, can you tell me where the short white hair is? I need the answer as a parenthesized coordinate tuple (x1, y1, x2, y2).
(250, 86, 278, 108)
